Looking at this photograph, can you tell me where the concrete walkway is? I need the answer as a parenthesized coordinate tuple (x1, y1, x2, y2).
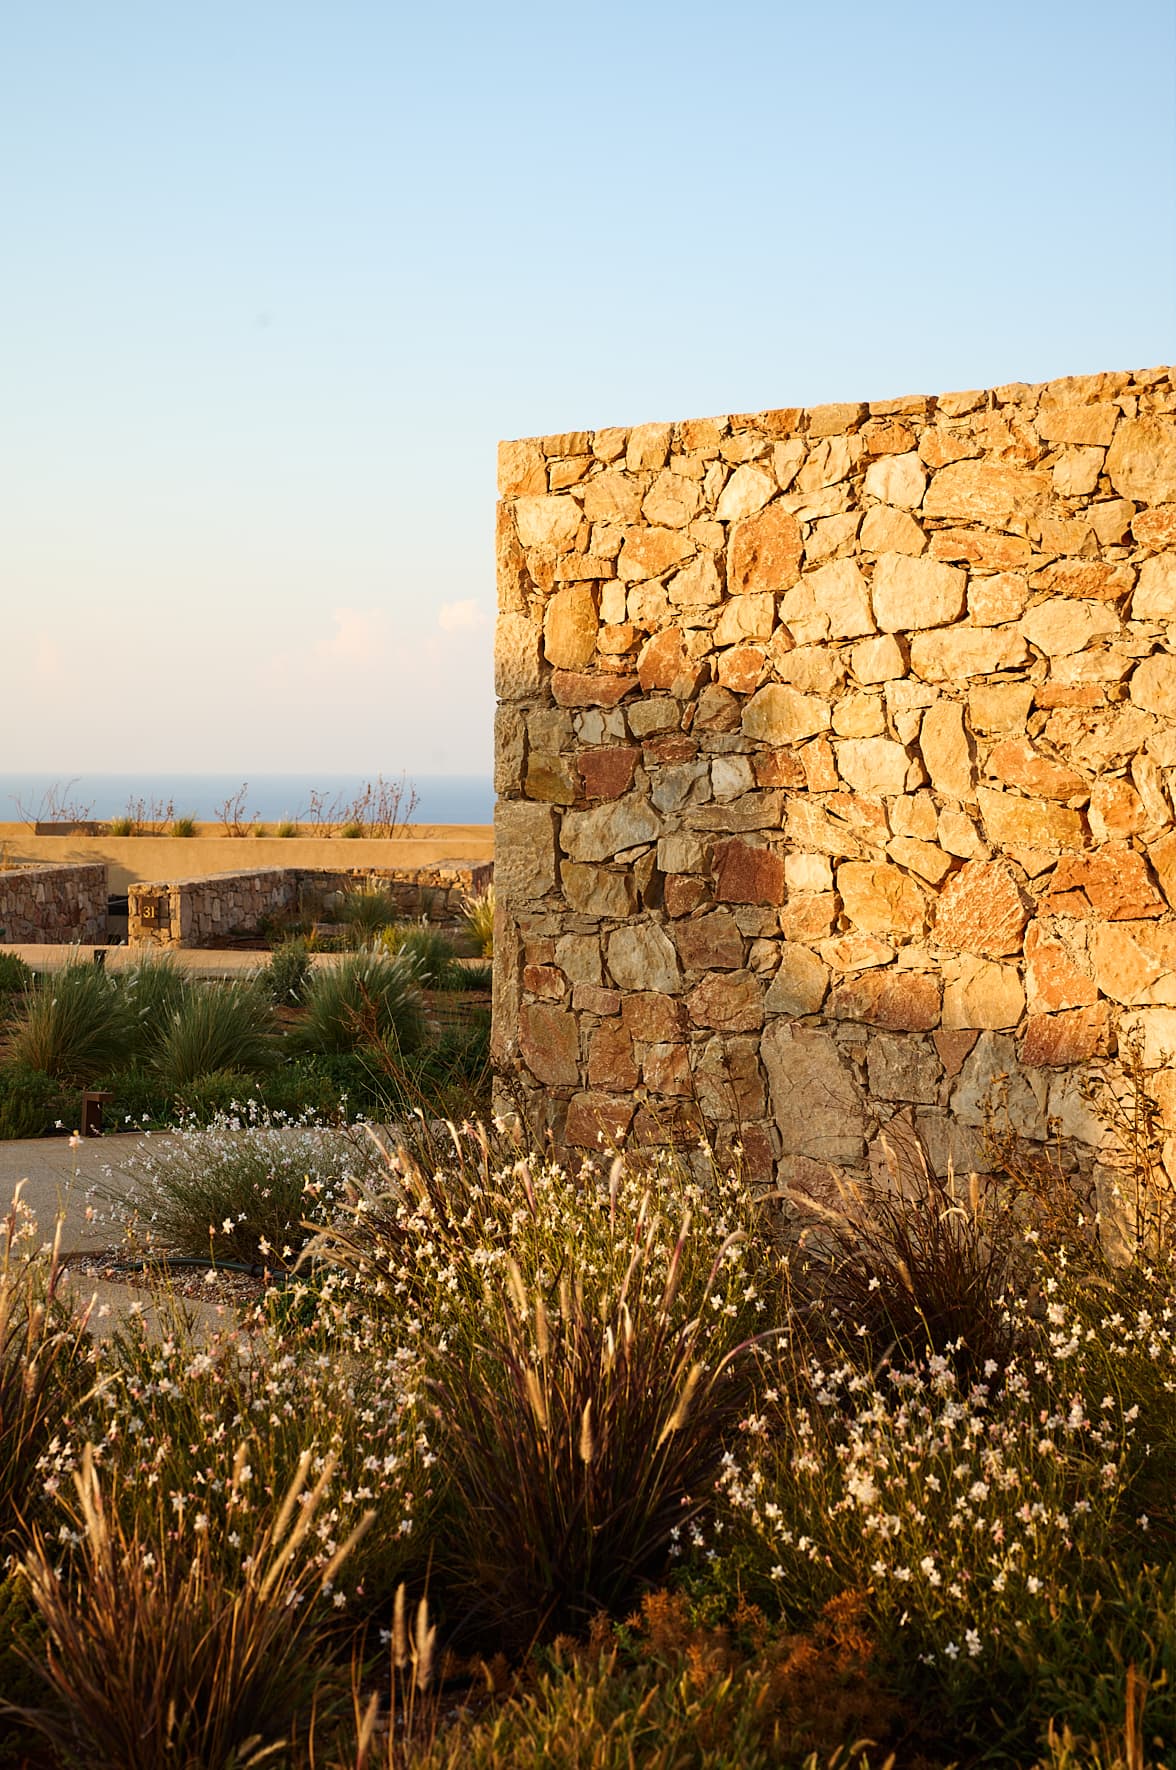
(0, 1132, 243, 1340)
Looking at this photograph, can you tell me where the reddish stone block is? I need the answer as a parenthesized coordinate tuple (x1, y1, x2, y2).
(587, 1022, 638, 1090)
(826, 969, 942, 1031)
(641, 1041, 692, 1095)
(728, 503, 803, 595)
(621, 991, 687, 1042)
(715, 1121, 777, 1183)
(643, 735, 698, 765)
(714, 840, 786, 905)
(519, 1003, 580, 1086)
(933, 1029, 978, 1077)
(1024, 921, 1098, 1013)
(754, 749, 807, 789)
(577, 747, 638, 801)
(801, 737, 839, 793)
(564, 1092, 636, 1147)
(1021, 1005, 1111, 1067)
(686, 971, 764, 1032)
(632, 1101, 704, 1146)
(717, 645, 767, 695)
(1040, 846, 1166, 920)
(674, 911, 745, 970)
(637, 628, 690, 692)
(931, 860, 1032, 958)
(1036, 683, 1105, 709)
(779, 894, 840, 941)
(523, 964, 565, 1000)
(664, 874, 711, 917)
(572, 984, 621, 1015)
(551, 671, 637, 707)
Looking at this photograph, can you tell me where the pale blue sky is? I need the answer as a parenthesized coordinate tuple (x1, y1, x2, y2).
(2, 0, 1173, 775)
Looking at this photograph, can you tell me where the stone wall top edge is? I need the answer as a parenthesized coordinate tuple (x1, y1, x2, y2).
(497, 364, 1176, 460)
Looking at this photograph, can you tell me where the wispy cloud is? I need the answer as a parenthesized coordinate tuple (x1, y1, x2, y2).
(437, 598, 488, 634)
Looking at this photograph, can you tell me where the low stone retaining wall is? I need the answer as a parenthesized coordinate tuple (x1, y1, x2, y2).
(128, 862, 493, 948)
(0, 864, 107, 943)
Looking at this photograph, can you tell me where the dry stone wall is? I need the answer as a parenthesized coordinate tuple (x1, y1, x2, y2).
(0, 864, 107, 943)
(128, 862, 492, 948)
(493, 365, 1176, 1202)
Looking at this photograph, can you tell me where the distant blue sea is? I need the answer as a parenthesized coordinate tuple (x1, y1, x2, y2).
(0, 773, 495, 826)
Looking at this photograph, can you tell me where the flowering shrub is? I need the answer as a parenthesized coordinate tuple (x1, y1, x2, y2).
(96, 1103, 379, 1265)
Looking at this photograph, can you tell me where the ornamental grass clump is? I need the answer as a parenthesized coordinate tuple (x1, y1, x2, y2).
(377, 922, 461, 990)
(296, 952, 425, 1058)
(98, 1103, 377, 1264)
(13, 1444, 372, 1769)
(313, 1139, 779, 1640)
(152, 978, 277, 1094)
(339, 887, 400, 946)
(9, 957, 131, 1084)
(0, 1188, 95, 1558)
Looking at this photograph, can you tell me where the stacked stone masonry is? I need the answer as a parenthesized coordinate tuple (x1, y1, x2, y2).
(0, 864, 107, 944)
(128, 863, 492, 949)
(493, 365, 1176, 1203)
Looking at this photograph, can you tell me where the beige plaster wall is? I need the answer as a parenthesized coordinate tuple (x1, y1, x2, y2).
(493, 366, 1176, 1207)
(0, 829, 493, 897)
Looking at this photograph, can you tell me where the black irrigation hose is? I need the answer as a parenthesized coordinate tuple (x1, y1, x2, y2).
(102, 1253, 297, 1286)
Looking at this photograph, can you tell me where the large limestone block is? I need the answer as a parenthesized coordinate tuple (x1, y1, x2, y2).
(835, 737, 911, 795)
(495, 802, 558, 905)
(728, 504, 803, 595)
(1133, 556, 1176, 621)
(837, 860, 926, 936)
(617, 527, 695, 582)
(1117, 1008, 1176, 1068)
(686, 970, 764, 1031)
(1021, 1005, 1111, 1068)
(498, 439, 548, 497)
(762, 1024, 867, 1165)
(866, 1033, 941, 1104)
(851, 633, 907, 683)
(910, 625, 1029, 680)
(950, 1032, 1049, 1139)
(543, 585, 599, 669)
(714, 592, 776, 645)
(674, 910, 745, 970)
(561, 796, 662, 862)
(1035, 401, 1120, 446)
(514, 495, 583, 550)
(976, 787, 1086, 850)
(606, 923, 681, 994)
(932, 859, 1031, 957)
(742, 683, 831, 743)
(942, 957, 1025, 1030)
(783, 557, 875, 639)
(1105, 417, 1176, 504)
(922, 460, 1050, 525)
(773, 644, 847, 696)
(919, 701, 974, 799)
(668, 555, 723, 609)
(860, 505, 927, 556)
(764, 943, 830, 1015)
(643, 469, 702, 528)
(1019, 598, 1119, 657)
(495, 612, 543, 699)
(560, 863, 636, 919)
(1129, 653, 1176, 717)
(872, 554, 968, 632)
(1025, 923, 1098, 1012)
(863, 451, 926, 508)
(987, 740, 1088, 802)
(825, 968, 941, 1029)
(582, 469, 644, 524)
(716, 464, 777, 522)
(1089, 922, 1173, 1006)
(519, 1003, 580, 1087)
